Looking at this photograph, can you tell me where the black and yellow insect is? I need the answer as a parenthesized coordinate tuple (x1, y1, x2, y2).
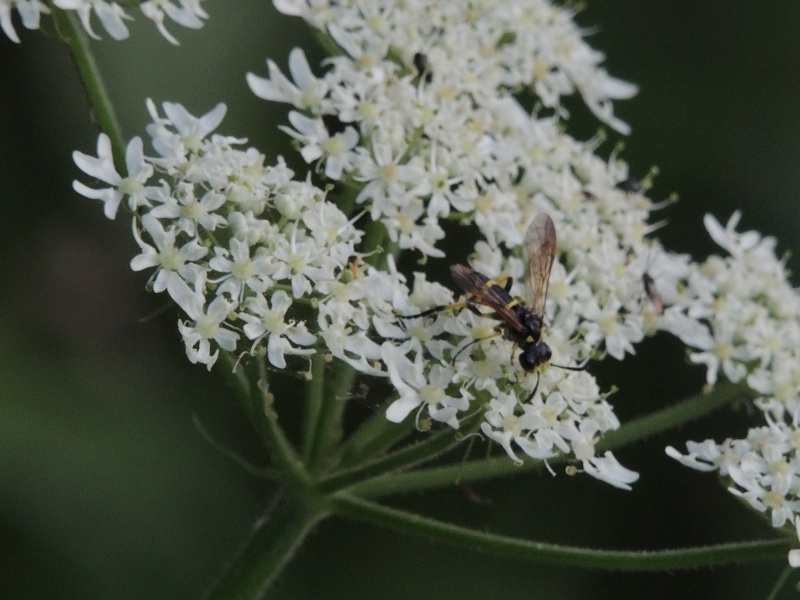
(400, 213, 574, 399)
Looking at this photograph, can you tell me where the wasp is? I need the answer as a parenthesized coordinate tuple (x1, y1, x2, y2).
(399, 213, 580, 400)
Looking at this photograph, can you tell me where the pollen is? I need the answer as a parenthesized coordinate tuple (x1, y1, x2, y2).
(420, 384, 445, 406)
(263, 311, 284, 334)
(194, 316, 220, 340)
(118, 176, 143, 196)
(599, 314, 618, 336)
(379, 162, 398, 184)
(159, 248, 184, 270)
(715, 341, 734, 361)
(287, 253, 307, 274)
(232, 259, 255, 281)
(181, 199, 204, 220)
(322, 134, 347, 157)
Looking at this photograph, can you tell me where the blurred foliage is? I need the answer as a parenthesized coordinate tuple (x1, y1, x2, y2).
(1, 1, 799, 598)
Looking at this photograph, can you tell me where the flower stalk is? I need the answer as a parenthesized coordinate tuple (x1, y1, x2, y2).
(50, 6, 125, 170)
(331, 493, 792, 571)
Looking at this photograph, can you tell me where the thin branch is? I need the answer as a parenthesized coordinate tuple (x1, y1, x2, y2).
(331, 493, 792, 571)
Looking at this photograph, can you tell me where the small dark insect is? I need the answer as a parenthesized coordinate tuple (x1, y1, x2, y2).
(322, 113, 350, 136)
(413, 52, 433, 83)
(642, 272, 664, 314)
(616, 177, 643, 194)
(399, 213, 582, 402)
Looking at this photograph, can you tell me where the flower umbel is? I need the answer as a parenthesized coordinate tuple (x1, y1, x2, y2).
(56, 0, 800, 592)
(72, 0, 660, 490)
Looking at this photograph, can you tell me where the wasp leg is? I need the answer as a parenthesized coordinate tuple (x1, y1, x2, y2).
(397, 301, 468, 320)
(452, 331, 502, 362)
(402, 298, 499, 321)
(519, 362, 586, 403)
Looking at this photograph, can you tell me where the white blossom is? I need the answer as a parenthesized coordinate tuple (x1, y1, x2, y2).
(72, 134, 153, 219)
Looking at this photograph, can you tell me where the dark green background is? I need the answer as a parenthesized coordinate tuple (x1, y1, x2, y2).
(1, 2, 798, 598)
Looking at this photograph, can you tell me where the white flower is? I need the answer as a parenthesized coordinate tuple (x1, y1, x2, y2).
(145, 100, 227, 171)
(53, 0, 132, 40)
(281, 111, 360, 180)
(353, 137, 425, 219)
(318, 317, 384, 376)
(73, 134, 153, 219)
(209, 238, 274, 301)
(247, 47, 329, 110)
(0, 0, 49, 43)
(270, 225, 327, 298)
(581, 297, 644, 361)
(381, 342, 469, 428)
(130, 213, 207, 293)
(665, 443, 721, 473)
(704, 212, 761, 258)
(578, 72, 638, 135)
(688, 320, 751, 386)
(581, 452, 640, 491)
(167, 273, 239, 370)
(148, 183, 227, 236)
(240, 291, 316, 369)
(139, 0, 207, 45)
(480, 392, 530, 464)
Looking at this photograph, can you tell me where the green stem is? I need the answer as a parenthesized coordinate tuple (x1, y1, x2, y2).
(765, 564, 794, 600)
(304, 359, 356, 474)
(50, 5, 126, 171)
(350, 456, 516, 497)
(315, 411, 483, 494)
(597, 380, 755, 452)
(331, 494, 792, 570)
(338, 403, 417, 466)
(362, 220, 387, 266)
(349, 381, 751, 497)
(218, 353, 310, 490)
(300, 353, 326, 463)
(192, 415, 280, 481)
(206, 492, 327, 600)
(313, 28, 344, 58)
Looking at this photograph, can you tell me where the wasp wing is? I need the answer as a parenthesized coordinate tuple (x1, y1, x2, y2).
(450, 264, 527, 334)
(524, 213, 556, 318)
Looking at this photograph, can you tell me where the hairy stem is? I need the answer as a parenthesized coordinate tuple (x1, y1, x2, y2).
(205, 492, 327, 600)
(50, 6, 126, 171)
(331, 493, 792, 570)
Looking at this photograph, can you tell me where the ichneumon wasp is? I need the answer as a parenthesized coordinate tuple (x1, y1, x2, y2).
(398, 212, 583, 402)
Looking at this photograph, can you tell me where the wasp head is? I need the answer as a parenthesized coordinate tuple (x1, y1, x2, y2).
(519, 341, 551, 372)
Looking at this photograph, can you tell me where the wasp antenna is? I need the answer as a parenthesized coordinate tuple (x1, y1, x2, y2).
(452, 337, 482, 362)
(522, 372, 541, 404)
(551, 362, 588, 372)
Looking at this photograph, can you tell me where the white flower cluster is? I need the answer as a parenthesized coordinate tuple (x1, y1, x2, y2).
(663, 213, 800, 563)
(73, 100, 405, 373)
(1, 0, 206, 44)
(243, 0, 668, 489)
(75, 0, 658, 490)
